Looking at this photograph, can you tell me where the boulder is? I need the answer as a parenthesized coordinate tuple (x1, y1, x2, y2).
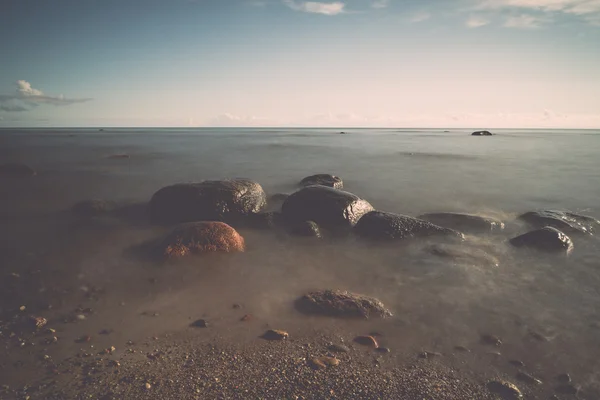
(282, 186, 373, 229)
(149, 179, 266, 224)
(288, 220, 322, 238)
(509, 226, 573, 254)
(71, 200, 117, 217)
(0, 163, 36, 177)
(355, 211, 464, 241)
(418, 212, 504, 233)
(295, 289, 392, 319)
(159, 221, 245, 259)
(518, 210, 597, 235)
(472, 130, 493, 136)
(299, 174, 343, 189)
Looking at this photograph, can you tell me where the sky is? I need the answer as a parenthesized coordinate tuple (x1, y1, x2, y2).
(0, 0, 599, 128)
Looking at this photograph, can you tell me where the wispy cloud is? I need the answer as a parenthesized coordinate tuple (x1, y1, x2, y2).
(473, 0, 600, 25)
(410, 11, 431, 22)
(371, 0, 389, 9)
(283, 0, 346, 15)
(0, 80, 92, 113)
(466, 15, 491, 27)
(504, 13, 547, 28)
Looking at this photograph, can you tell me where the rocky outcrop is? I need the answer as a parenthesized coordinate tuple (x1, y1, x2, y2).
(299, 174, 343, 189)
(159, 221, 245, 258)
(149, 179, 266, 224)
(295, 289, 392, 319)
(518, 210, 598, 235)
(0, 163, 36, 177)
(354, 211, 464, 241)
(509, 226, 573, 254)
(282, 186, 373, 229)
(418, 213, 504, 233)
(472, 130, 493, 136)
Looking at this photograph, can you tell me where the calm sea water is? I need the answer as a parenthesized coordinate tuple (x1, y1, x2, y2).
(1, 127, 600, 396)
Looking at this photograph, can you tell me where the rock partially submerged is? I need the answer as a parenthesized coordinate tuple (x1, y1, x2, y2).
(472, 130, 493, 136)
(159, 222, 245, 259)
(354, 211, 464, 241)
(295, 289, 392, 319)
(282, 186, 374, 229)
(0, 163, 36, 177)
(287, 220, 322, 238)
(518, 210, 598, 235)
(425, 244, 499, 267)
(509, 226, 573, 254)
(418, 213, 504, 233)
(299, 174, 343, 189)
(149, 179, 266, 224)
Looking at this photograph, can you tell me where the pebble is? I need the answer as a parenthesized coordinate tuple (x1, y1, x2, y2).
(481, 334, 502, 346)
(354, 336, 378, 347)
(190, 319, 208, 328)
(419, 351, 442, 359)
(145, 382, 152, 390)
(30, 316, 48, 329)
(240, 314, 253, 322)
(309, 356, 339, 369)
(261, 329, 288, 341)
(556, 373, 571, 384)
(516, 371, 542, 385)
(327, 344, 350, 353)
(487, 380, 523, 399)
(454, 346, 471, 353)
(509, 360, 525, 367)
(76, 314, 86, 321)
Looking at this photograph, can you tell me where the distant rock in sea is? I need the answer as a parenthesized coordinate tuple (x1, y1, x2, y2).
(471, 130, 493, 136)
(354, 211, 464, 241)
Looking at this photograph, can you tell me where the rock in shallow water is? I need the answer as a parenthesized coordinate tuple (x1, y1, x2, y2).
(295, 290, 392, 319)
(299, 174, 343, 189)
(518, 210, 598, 235)
(287, 220, 322, 238)
(472, 130, 493, 136)
(418, 212, 504, 233)
(509, 226, 574, 254)
(149, 179, 266, 224)
(159, 222, 245, 258)
(354, 211, 464, 241)
(282, 186, 374, 230)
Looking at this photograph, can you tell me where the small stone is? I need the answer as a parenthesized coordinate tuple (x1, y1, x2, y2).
(509, 360, 525, 367)
(309, 356, 339, 369)
(190, 319, 208, 328)
(30, 316, 47, 329)
(240, 314, 252, 322)
(516, 371, 542, 385)
(145, 382, 152, 390)
(375, 347, 390, 353)
(261, 329, 288, 341)
(354, 335, 378, 347)
(555, 384, 578, 395)
(232, 304, 241, 309)
(327, 344, 350, 353)
(19, 306, 26, 311)
(487, 380, 523, 399)
(76, 314, 86, 321)
(419, 351, 442, 359)
(46, 328, 56, 334)
(556, 373, 571, 384)
(454, 346, 471, 353)
(481, 334, 502, 346)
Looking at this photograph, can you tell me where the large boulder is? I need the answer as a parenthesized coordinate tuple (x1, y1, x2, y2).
(518, 210, 598, 235)
(509, 226, 573, 254)
(149, 179, 266, 224)
(472, 130, 493, 136)
(355, 211, 464, 241)
(159, 221, 245, 259)
(418, 212, 504, 233)
(0, 163, 36, 177)
(281, 186, 374, 229)
(299, 174, 343, 189)
(295, 290, 392, 319)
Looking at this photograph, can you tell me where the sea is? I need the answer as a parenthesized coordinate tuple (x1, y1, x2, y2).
(1, 127, 599, 397)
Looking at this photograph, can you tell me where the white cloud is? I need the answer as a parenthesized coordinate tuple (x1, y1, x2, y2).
(504, 13, 547, 27)
(17, 80, 44, 97)
(371, 0, 389, 9)
(466, 15, 491, 27)
(410, 12, 431, 22)
(473, 0, 600, 25)
(283, 0, 346, 15)
(0, 80, 92, 112)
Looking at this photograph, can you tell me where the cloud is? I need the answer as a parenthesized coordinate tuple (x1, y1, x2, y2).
(206, 113, 282, 126)
(0, 80, 92, 112)
(371, 0, 389, 9)
(504, 13, 547, 27)
(473, 0, 600, 25)
(410, 11, 431, 22)
(466, 15, 491, 27)
(283, 0, 346, 15)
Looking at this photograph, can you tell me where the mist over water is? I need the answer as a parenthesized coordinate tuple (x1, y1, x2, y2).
(1, 127, 600, 396)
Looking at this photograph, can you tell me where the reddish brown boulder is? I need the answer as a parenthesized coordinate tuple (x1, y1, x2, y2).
(159, 221, 245, 259)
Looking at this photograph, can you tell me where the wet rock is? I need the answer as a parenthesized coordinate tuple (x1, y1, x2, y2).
(190, 319, 208, 328)
(516, 371, 542, 385)
(309, 356, 339, 369)
(472, 130, 493, 136)
(481, 334, 502, 346)
(509, 227, 574, 254)
(295, 290, 392, 319)
(300, 174, 343, 189)
(509, 360, 525, 367)
(555, 384, 578, 395)
(261, 329, 288, 341)
(29, 316, 47, 329)
(487, 380, 523, 399)
(354, 336, 378, 347)
(149, 179, 267, 224)
(418, 213, 504, 233)
(328, 344, 350, 353)
(71, 200, 117, 217)
(355, 211, 464, 241)
(556, 373, 571, 384)
(0, 163, 36, 177)
(426, 243, 499, 267)
(159, 222, 245, 258)
(518, 210, 598, 235)
(282, 186, 374, 229)
(287, 220, 322, 238)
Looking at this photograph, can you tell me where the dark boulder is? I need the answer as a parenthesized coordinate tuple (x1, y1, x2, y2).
(418, 212, 504, 233)
(282, 185, 373, 229)
(295, 289, 392, 319)
(288, 220, 322, 238)
(149, 179, 266, 224)
(472, 130, 493, 136)
(355, 211, 464, 241)
(509, 226, 573, 254)
(0, 163, 36, 177)
(71, 200, 117, 217)
(159, 221, 245, 259)
(518, 210, 598, 235)
(299, 174, 343, 189)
